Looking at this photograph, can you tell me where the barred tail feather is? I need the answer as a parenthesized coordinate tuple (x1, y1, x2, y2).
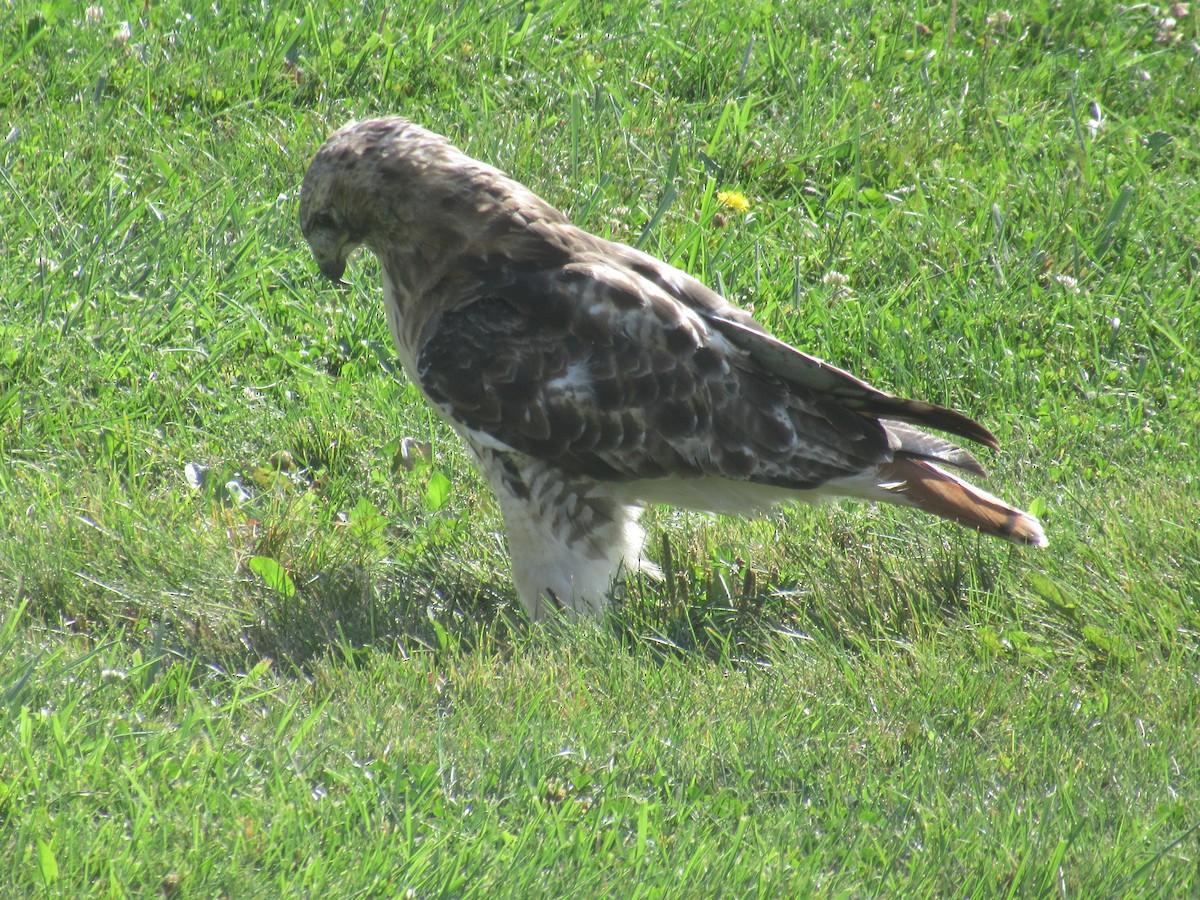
(876, 459, 1048, 547)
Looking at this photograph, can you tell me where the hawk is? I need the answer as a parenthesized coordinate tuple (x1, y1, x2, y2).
(300, 117, 1046, 622)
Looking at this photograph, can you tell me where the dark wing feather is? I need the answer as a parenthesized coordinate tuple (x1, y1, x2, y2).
(705, 315, 999, 452)
(601, 239, 998, 470)
(417, 266, 895, 490)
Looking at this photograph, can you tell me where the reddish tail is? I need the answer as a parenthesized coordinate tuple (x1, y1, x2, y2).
(878, 459, 1048, 547)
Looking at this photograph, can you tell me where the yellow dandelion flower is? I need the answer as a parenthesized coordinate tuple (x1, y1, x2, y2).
(716, 190, 750, 213)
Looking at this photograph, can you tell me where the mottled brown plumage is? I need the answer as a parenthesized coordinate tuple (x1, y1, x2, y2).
(300, 117, 1046, 621)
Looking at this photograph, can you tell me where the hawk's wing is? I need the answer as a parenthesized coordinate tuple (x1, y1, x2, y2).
(416, 258, 990, 492)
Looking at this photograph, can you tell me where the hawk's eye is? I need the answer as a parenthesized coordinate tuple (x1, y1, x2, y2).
(308, 211, 340, 233)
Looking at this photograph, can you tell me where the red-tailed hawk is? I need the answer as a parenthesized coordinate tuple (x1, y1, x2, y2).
(300, 117, 1046, 621)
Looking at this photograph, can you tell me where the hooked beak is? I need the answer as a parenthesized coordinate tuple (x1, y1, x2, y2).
(317, 256, 348, 285)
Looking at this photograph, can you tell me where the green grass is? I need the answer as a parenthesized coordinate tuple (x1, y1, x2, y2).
(2, 0, 1198, 894)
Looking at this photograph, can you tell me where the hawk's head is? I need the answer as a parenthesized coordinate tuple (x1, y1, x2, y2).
(299, 117, 455, 283)
(300, 117, 573, 288)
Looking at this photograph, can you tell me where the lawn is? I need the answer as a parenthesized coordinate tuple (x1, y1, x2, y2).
(2, 0, 1199, 895)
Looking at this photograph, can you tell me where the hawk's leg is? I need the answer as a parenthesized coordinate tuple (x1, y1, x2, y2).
(475, 449, 651, 621)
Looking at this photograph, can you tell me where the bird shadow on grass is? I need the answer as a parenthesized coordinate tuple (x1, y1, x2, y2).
(219, 533, 1012, 680)
(231, 550, 520, 670)
(603, 533, 1010, 668)
(11, 528, 1019, 685)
